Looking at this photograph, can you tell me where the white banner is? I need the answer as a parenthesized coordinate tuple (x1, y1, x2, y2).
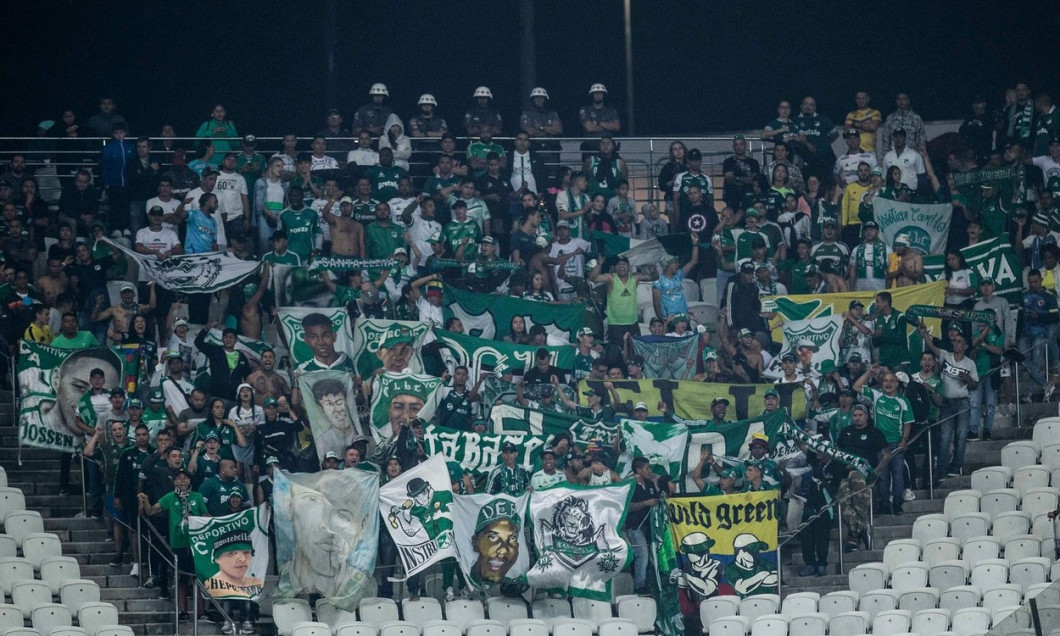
(105, 239, 260, 293)
(452, 492, 531, 593)
(298, 370, 365, 463)
(378, 456, 458, 577)
(872, 198, 952, 256)
(615, 419, 688, 480)
(763, 314, 844, 379)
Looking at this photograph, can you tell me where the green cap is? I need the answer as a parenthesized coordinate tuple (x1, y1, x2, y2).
(763, 388, 779, 399)
(381, 325, 416, 349)
(474, 498, 522, 534)
(212, 531, 255, 559)
(263, 397, 278, 407)
(128, 398, 144, 409)
(719, 467, 737, 479)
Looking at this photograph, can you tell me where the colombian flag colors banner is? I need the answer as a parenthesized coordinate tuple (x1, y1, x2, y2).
(668, 491, 780, 599)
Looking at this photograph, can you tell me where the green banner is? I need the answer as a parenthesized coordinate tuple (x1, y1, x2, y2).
(437, 329, 575, 381)
(578, 379, 808, 421)
(490, 404, 623, 450)
(444, 287, 585, 344)
(276, 307, 355, 367)
(189, 505, 270, 602)
(430, 258, 523, 273)
(906, 304, 997, 324)
(923, 237, 1022, 306)
(871, 198, 952, 255)
(423, 424, 551, 476)
(616, 418, 689, 479)
(308, 256, 396, 272)
(369, 371, 444, 444)
(649, 501, 684, 636)
(678, 410, 788, 492)
(351, 319, 432, 378)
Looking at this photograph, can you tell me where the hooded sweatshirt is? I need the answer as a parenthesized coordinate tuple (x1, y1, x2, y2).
(378, 114, 412, 170)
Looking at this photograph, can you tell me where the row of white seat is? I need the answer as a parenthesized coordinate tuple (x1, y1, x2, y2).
(911, 509, 1050, 545)
(0, 628, 130, 636)
(0, 556, 85, 594)
(705, 605, 1015, 636)
(971, 464, 1060, 495)
(882, 534, 1049, 570)
(850, 556, 1053, 595)
(0, 579, 100, 616)
(0, 510, 46, 549)
(273, 597, 657, 636)
(284, 618, 637, 636)
(0, 601, 124, 636)
(943, 486, 1059, 521)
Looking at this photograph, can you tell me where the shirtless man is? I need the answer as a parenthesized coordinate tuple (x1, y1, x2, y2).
(245, 349, 290, 406)
(35, 258, 71, 307)
(322, 196, 366, 257)
(886, 234, 923, 287)
(239, 270, 269, 339)
(92, 283, 156, 343)
(719, 321, 766, 383)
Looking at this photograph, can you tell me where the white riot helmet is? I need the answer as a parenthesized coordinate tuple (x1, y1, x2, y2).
(530, 87, 549, 100)
(474, 86, 494, 99)
(418, 94, 437, 106)
(369, 83, 389, 97)
(589, 83, 608, 95)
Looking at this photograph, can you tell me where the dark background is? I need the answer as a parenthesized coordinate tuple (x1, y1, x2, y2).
(3, 1, 1058, 138)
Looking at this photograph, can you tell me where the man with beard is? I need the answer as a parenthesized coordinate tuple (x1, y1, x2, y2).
(791, 96, 838, 180)
(408, 94, 448, 138)
(245, 349, 290, 406)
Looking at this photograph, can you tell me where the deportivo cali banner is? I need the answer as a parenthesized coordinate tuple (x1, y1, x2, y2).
(668, 491, 780, 599)
(189, 505, 271, 602)
(424, 424, 551, 477)
(871, 198, 952, 256)
(577, 379, 808, 421)
(379, 456, 458, 578)
(763, 314, 844, 379)
(352, 319, 431, 378)
(923, 236, 1022, 306)
(436, 329, 576, 381)
(277, 307, 355, 366)
(369, 371, 444, 444)
(105, 239, 261, 293)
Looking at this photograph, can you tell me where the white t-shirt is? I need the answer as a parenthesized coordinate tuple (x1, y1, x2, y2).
(145, 196, 180, 232)
(550, 238, 591, 292)
(944, 268, 976, 305)
(882, 147, 925, 189)
(939, 351, 978, 400)
(510, 151, 537, 193)
(408, 212, 442, 267)
(1032, 155, 1060, 186)
(310, 155, 339, 172)
(346, 148, 379, 166)
(388, 196, 417, 224)
(834, 152, 878, 185)
(214, 171, 248, 222)
(134, 227, 181, 281)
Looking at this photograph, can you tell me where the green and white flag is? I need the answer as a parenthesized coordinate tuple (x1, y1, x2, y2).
(105, 239, 260, 293)
(17, 343, 125, 452)
(444, 287, 585, 345)
(524, 482, 634, 600)
(615, 419, 689, 480)
(277, 307, 355, 366)
(923, 236, 1022, 306)
(871, 198, 952, 255)
(369, 371, 444, 444)
(618, 234, 694, 268)
(763, 314, 844, 379)
(451, 492, 531, 593)
(437, 329, 575, 381)
(202, 329, 275, 364)
(352, 319, 432, 378)
(779, 420, 874, 479)
(678, 410, 788, 492)
(308, 256, 396, 273)
(298, 371, 364, 463)
(379, 455, 458, 577)
(631, 335, 699, 380)
(424, 424, 550, 477)
(273, 468, 380, 611)
(648, 501, 684, 636)
(490, 404, 622, 451)
(270, 264, 334, 308)
(189, 505, 270, 602)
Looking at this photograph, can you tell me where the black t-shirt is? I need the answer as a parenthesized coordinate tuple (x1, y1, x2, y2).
(70, 258, 109, 295)
(836, 424, 887, 466)
(510, 229, 539, 261)
(722, 155, 761, 207)
(523, 365, 566, 386)
(475, 173, 514, 217)
(254, 417, 303, 469)
(625, 478, 660, 530)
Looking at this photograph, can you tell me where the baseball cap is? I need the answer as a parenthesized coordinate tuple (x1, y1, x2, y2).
(165, 350, 182, 360)
(744, 208, 761, 218)
(633, 402, 649, 412)
(719, 467, 737, 479)
(264, 397, 278, 407)
(847, 352, 864, 362)
(893, 233, 911, 247)
(427, 231, 443, 244)
(173, 318, 188, 328)
(128, 398, 143, 409)
(120, 284, 135, 293)
(979, 277, 995, 286)
(838, 388, 855, 397)
(871, 167, 883, 177)
(204, 431, 220, 441)
(578, 327, 595, 338)
(803, 264, 819, 276)
(711, 397, 730, 406)
(737, 328, 752, 338)
(688, 148, 703, 161)
(556, 219, 571, 228)
(763, 388, 779, 398)
(781, 352, 797, 363)
(849, 299, 864, 309)
(148, 205, 164, 216)
(822, 218, 838, 228)
(843, 128, 859, 138)
(502, 442, 518, 453)
(110, 387, 126, 397)
(394, 247, 407, 256)
(242, 135, 257, 146)
(480, 236, 495, 244)
(583, 388, 598, 397)
(749, 432, 770, 447)
(796, 338, 819, 351)
(739, 261, 755, 274)
(324, 451, 340, 461)
(150, 388, 165, 402)
(862, 220, 879, 230)
(339, 196, 354, 205)
(265, 456, 281, 466)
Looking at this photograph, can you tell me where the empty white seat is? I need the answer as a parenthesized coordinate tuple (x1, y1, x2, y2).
(1042, 444, 1060, 470)
(1013, 465, 1049, 495)
(848, 564, 889, 596)
(531, 599, 572, 630)
(39, 557, 80, 595)
(952, 607, 991, 633)
(897, 588, 939, 614)
(929, 560, 969, 592)
(507, 620, 548, 636)
(3, 511, 43, 547)
(708, 616, 749, 636)
(11, 580, 51, 615)
(970, 558, 1009, 590)
(0, 488, 26, 524)
(596, 618, 637, 636)
(981, 489, 1020, 521)
(273, 600, 314, 636)
(551, 619, 592, 636)
(939, 585, 981, 613)
(962, 536, 1001, 567)
(882, 539, 921, 570)
(950, 512, 991, 544)
(749, 615, 787, 636)
(817, 592, 858, 618)
(19, 534, 61, 570)
(2, 628, 42, 636)
(786, 613, 826, 636)
(1009, 556, 1051, 592)
(921, 538, 961, 567)
(0, 534, 16, 558)
(993, 511, 1032, 543)
(701, 597, 740, 627)
(76, 603, 120, 636)
(30, 604, 71, 635)
(981, 583, 1023, 613)
(485, 598, 527, 623)
(572, 599, 612, 633)
(779, 593, 818, 619)
(1035, 418, 1060, 448)
(403, 599, 443, 629)
(827, 611, 868, 636)
(378, 621, 420, 636)
(1022, 487, 1060, 520)
(1001, 442, 1040, 472)
(912, 514, 949, 544)
(316, 598, 358, 633)
(890, 562, 929, 594)
(337, 624, 379, 636)
(1004, 535, 1042, 560)
(421, 622, 461, 636)
(858, 589, 898, 620)
(93, 629, 134, 636)
(292, 622, 333, 636)
(614, 597, 654, 634)
(992, 605, 1028, 628)
(444, 600, 484, 633)
(360, 599, 401, 630)
(465, 619, 505, 636)
(610, 574, 634, 602)
(48, 628, 88, 636)
(972, 466, 1012, 493)
(0, 557, 33, 596)
(911, 608, 950, 634)
(57, 581, 99, 614)
(0, 605, 24, 632)
(1025, 582, 1053, 601)
(871, 609, 911, 636)
(945, 490, 982, 521)
(736, 595, 778, 623)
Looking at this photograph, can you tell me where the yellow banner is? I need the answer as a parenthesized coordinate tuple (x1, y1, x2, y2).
(668, 491, 780, 598)
(579, 379, 807, 421)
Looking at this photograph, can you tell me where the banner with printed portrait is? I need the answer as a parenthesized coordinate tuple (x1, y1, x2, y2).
(762, 314, 844, 379)
(668, 491, 780, 599)
(524, 482, 634, 600)
(378, 455, 458, 577)
(424, 424, 550, 477)
(631, 335, 699, 380)
(444, 287, 585, 345)
(578, 379, 808, 421)
(273, 469, 380, 611)
(872, 198, 952, 256)
(451, 492, 531, 593)
(369, 371, 444, 444)
(276, 307, 355, 367)
(189, 505, 271, 602)
(923, 236, 1022, 307)
(17, 342, 126, 452)
(352, 319, 432, 378)
(298, 370, 364, 463)
(436, 329, 575, 382)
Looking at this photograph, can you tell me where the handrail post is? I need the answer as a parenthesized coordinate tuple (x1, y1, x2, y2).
(193, 580, 199, 636)
(136, 513, 143, 586)
(174, 550, 180, 633)
(80, 454, 88, 518)
(927, 428, 935, 500)
(836, 502, 844, 575)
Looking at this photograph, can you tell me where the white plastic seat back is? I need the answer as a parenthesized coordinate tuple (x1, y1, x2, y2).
(77, 603, 120, 636)
(944, 490, 982, 521)
(912, 514, 949, 544)
(444, 600, 485, 633)
(597, 618, 637, 636)
(970, 558, 1010, 591)
(897, 588, 939, 614)
(749, 615, 787, 636)
(378, 622, 419, 636)
(980, 489, 1019, 521)
(31, 603, 72, 635)
(337, 623, 380, 636)
(360, 598, 401, 630)
(1034, 418, 1060, 448)
(421, 623, 459, 636)
(49, 628, 88, 636)
(19, 533, 61, 570)
(707, 616, 749, 636)
(952, 607, 991, 633)
(890, 563, 928, 594)
(962, 536, 1000, 567)
(848, 564, 888, 596)
(779, 593, 818, 619)
(786, 613, 826, 636)
(11, 580, 52, 615)
(291, 623, 333, 636)
(882, 540, 921, 570)
(615, 597, 655, 633)
(1001, 442, 1040, 472)
(1041, 443, 1060, 470)
(531, 599, 572, 630)
(993, 511, 1032, 543)
(972, 467, 1011, 493)
(316, 599, 358, 633)
(1013, 465, 1049, 495)
(486, 598, 528, 623)
(58, 580, 100, 614)
(1005, 535, 1043, 560)
(982, 584, 1023, 613)
(700, 597, 739, 627)
(921, 538, 960, 567)
(403, 599, 443, 629)
(572, 599, 613, 632)
(1010, 557, 1051, 592)
(0, 467, 7, 488)
(94, 629, 135, 636)
(1022, 487, 1060, 520)
(272, 600, 314, 636)
(0, 605, 24, 632)
(950, 512, 991, 544)
(817, 593, 857, 618)
(911, 608, 950, 634)
(0, 488, 26, 523)
(827, 612, 867, 636)
(858, 589, 899, 621)
(40, 557, 81, 594)
(465, 619, 506, 636)
(552, 619, 593, 636)
(0, 534, 16, 557)
(507, 619, 548, 636)
(0, 557, 33, 595)
(871, 610, 911, 636)
(939, 585, 981, 613)
(3, 511, 43, 547)
(737, 595, 778, 623)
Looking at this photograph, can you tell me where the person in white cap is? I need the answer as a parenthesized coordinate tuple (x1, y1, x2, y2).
(352, 83, 392, 137)
(580, 83, 621, 138)
(521, 87, 563, 138)
(885, 233, 924, 288)
(464, 86, 502, 137)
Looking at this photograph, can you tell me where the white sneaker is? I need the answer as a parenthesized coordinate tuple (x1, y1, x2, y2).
(129, 563, 139, 577)
(445, 586, 455, 601)
(221, 621, 235, 635)
(903, 489, 916, 502)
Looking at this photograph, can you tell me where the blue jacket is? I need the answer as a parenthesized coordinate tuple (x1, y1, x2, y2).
(100, 139, 135, 187)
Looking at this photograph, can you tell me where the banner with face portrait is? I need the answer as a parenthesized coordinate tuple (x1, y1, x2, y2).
(423, 424, 551, 477)
(352, 319, 432, 378)
(378, 455, 458, 578)
(188, 505, 270, 602)
(273, 468, 379, 611)
(524, 482, 633, 600)
(667, 491, 780, 599)
(369, 371, 444, 444)
(298, 370, 364, 463)
(276, 307, 355, 367)
(452, 492, 530, 593)
(17, 342, 127, 452)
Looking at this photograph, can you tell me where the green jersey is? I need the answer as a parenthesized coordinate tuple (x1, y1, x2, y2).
(782, 259, 814, 295)
(451, 196, 490, 233)
(674, 171, 713, 210)
(199, 476, 250, 516)
(811, 241, 849, 272)
(874, 310, 911, 369)
(424, 174, 461, 220)
(443, 220, 482, 259)
(862, 386, 914, 443)
(586, 156, 623, 200)
(736, 229, 771, 260)
(279, 207, 320, 260)
(193, 420, 238, 450)
(718, 228, 740, 270)
(332, 284, 360, 308)
(262, 250, 302, 266)
(485, 464, 531, 496)
(51, 331, 99, 349)
(827, 409, 853, 443)
(913, 373, 943, 422)
(364, 222, 404, 260)
(851, 239, 889, 281)
(467, 142, 506, 176)
(90, 440, 130, 494)
(157, 490, 208, 549)
(365, 165, 408, 202)
(572, 351, 598, 381)
(351, 198, 380, 225)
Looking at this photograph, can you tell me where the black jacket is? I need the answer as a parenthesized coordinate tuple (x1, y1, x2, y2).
(837, 424, 888, 467)
(194, 329, 252, 400)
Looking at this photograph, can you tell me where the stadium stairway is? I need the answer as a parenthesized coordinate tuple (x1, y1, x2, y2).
(781, 403, 1048, 597)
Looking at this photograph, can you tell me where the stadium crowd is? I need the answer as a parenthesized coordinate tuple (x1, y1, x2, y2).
(2, 81, 1058, 632)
